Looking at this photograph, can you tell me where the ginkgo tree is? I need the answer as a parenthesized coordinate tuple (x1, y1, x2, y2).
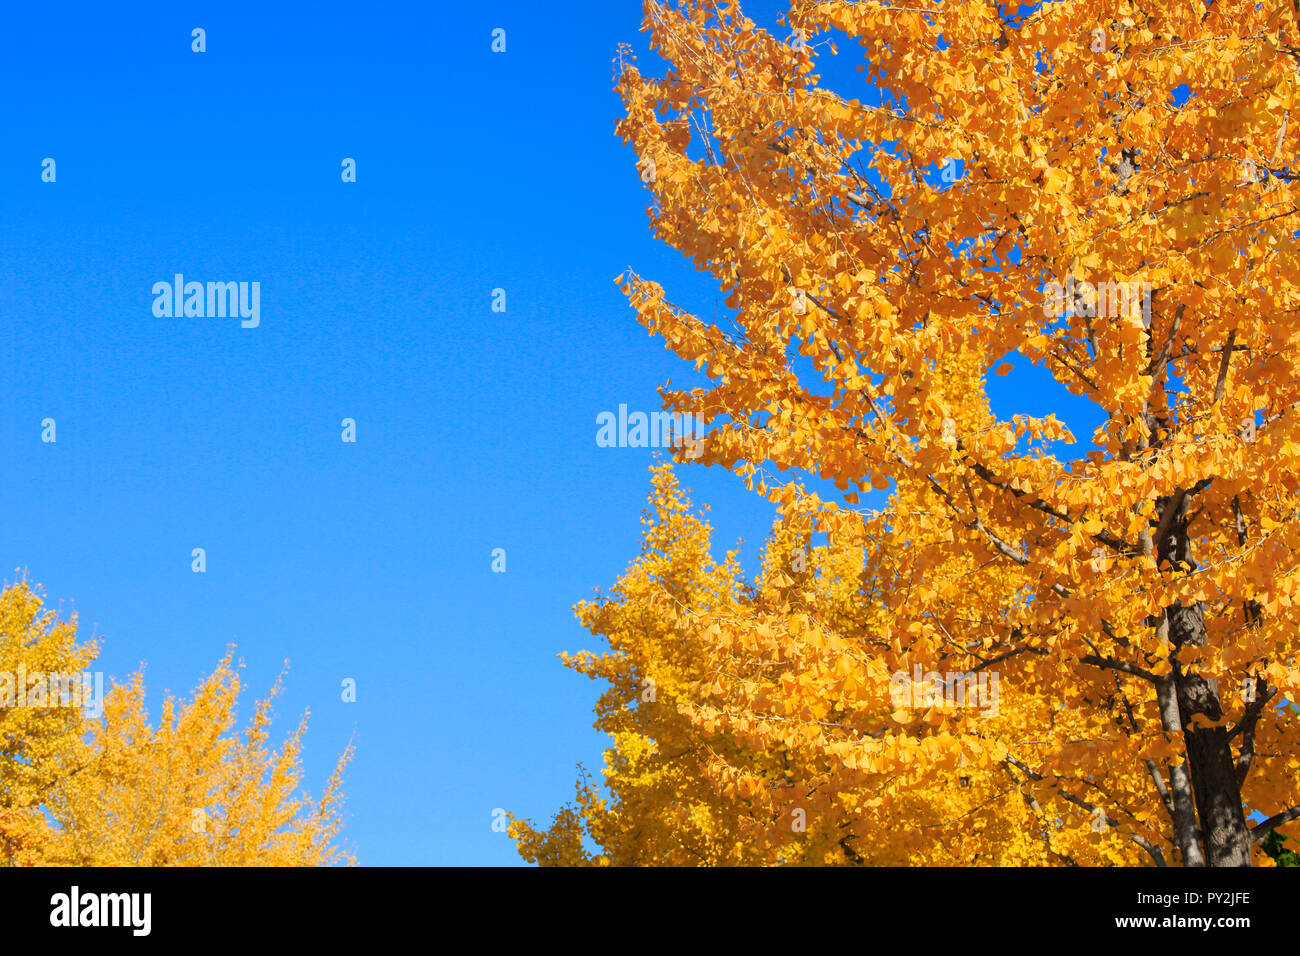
(0, 579, 96, 864)
(518, 0, 1300, 866)
(512, 463, 1086, 865)
(0, 579, 351, 866)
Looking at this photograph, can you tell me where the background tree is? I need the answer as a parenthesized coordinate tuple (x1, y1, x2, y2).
(1262, 829, 1300, 865)
(0, 579, 352, 866)
(530, 0, 1300, 865)
(512, 465, 759, 865)
(0, 580, 96, 864)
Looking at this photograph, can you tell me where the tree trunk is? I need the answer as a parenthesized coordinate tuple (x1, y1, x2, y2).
(1158, 493, 1253, 866)
(1165, 603, 1252, 865)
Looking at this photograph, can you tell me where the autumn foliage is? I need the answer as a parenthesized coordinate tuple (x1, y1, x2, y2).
(0, 580, 351, 866)
(513, 0, 1300, 865)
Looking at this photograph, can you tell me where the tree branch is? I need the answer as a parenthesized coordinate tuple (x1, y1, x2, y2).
(1251, 805, 1300, 841)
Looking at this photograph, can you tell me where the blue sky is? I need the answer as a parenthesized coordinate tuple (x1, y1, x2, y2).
(0, 0, 1098, 865)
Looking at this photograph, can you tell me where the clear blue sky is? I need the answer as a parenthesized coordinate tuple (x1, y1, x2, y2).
(0, 0, 1094, 865)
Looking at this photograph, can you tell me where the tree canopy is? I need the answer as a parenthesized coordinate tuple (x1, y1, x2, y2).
(0, 580, 351, 866)
(512, 0, 1300, 866)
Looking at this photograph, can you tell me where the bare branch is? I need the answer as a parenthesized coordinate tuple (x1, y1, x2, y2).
(1132, 834, 1168, 867)
(1213, 329, 1237, 405)
(1251, 805, 1300, 841)
(1080, 654, 1158, 683)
